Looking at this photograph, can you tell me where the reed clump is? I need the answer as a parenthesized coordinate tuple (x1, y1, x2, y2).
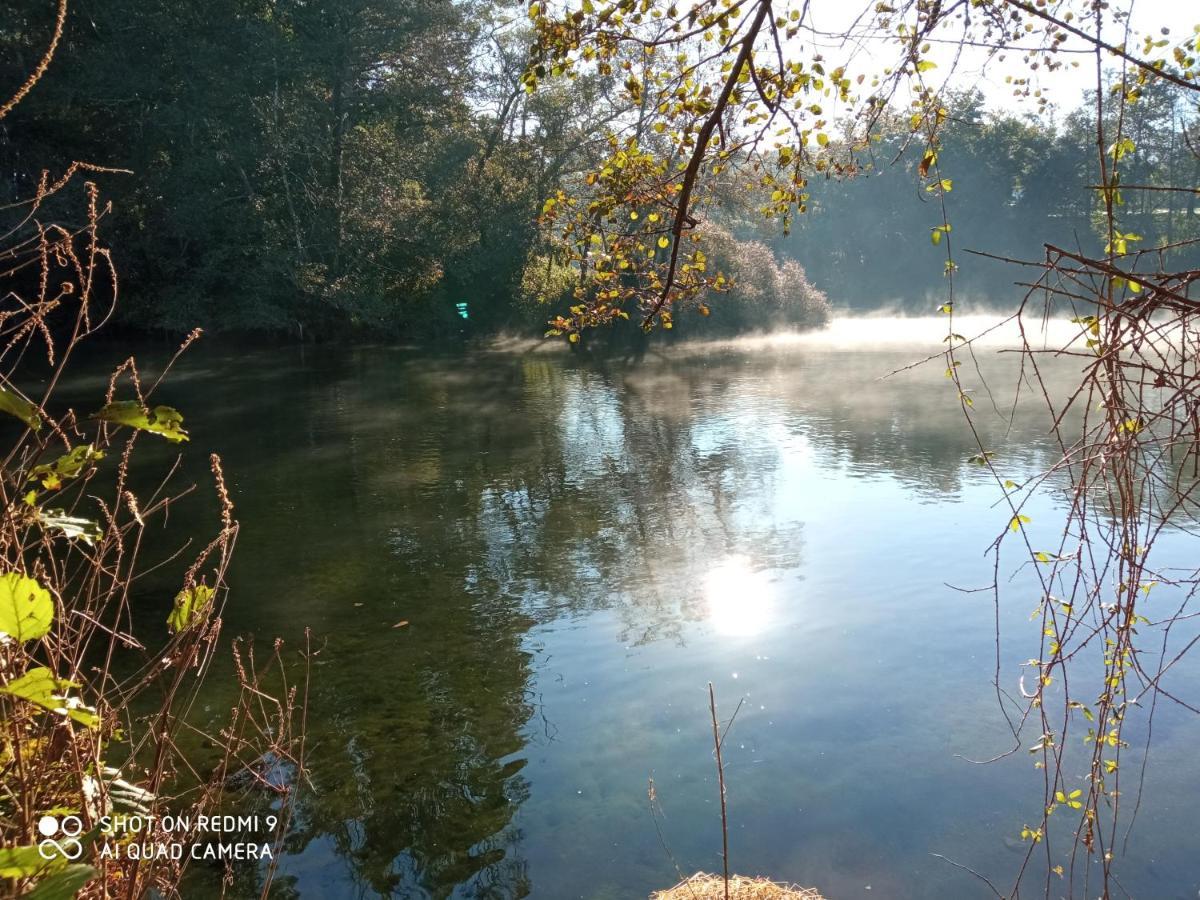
(651, 872, 827, 900)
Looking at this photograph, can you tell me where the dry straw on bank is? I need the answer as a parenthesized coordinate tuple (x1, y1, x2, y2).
(651, 872, 827, 900)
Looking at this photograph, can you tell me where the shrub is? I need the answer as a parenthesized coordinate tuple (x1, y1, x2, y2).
(0, 13, 303, 897)
(693, 227, 831, 332)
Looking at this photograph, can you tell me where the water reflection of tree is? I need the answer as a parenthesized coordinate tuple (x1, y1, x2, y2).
(450, 355, 806, 645)
(128, 347, 537, 898)
(150, 342, 1095, 898)
(453, 347, 1078, 640)
(289, 370, 538, 897)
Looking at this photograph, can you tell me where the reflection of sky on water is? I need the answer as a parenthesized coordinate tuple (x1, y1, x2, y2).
(468, 346, 1199, 899)
(82, 334, 1199, 899)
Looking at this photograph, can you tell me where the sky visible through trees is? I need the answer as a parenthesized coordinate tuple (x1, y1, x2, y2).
(0, 0, 1195, 338)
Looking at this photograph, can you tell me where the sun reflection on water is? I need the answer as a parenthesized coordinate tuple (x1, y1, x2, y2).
(703, 556, 774, 636)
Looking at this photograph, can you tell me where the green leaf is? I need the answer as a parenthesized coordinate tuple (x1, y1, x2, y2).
(27, 865, 98, 899)
(0, 387, 41, 431)
(28, 445, 104, 490)
(915, 59, 938, 72)
(0, 845, 57, 879)
(1107, 136, 1136, 160)
(0, 667, 99, 729)
(1, 667, 65, 706)
(37, 510, 103, 545)
(0, 572, 54, 642)
(167, 584, 215, 634)
(1055, 788, 1083, 809)
(93, 401, 189, 443)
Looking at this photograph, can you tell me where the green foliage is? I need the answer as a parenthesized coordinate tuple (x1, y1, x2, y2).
(0, 571, 54, 641)
(94, 401, 189, 442)
(26, 865, 100, 900)
(689, 227, 831, 333)
(1054, 789, 1083, 810)
(0, 667, 99, 728)
(0, 29, 302, 897)
(520, 252, 579, 309)
(0, 0, 606, 337)
(166, 584, 215, 634)
(0, 387, 41, 431)
(0, 848, 97, 897)
(0, 1, 1196, 335)
(28, 445, 105, 490)
(780, 87, 1200, 310)
(35, 510, 104, 545)
(0, 845, 55, 878)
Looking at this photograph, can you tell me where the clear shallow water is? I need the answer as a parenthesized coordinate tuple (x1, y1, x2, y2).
(80, 325, 1200, 898)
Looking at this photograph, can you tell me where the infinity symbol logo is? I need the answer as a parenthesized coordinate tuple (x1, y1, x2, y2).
(37, 815, 84, 861)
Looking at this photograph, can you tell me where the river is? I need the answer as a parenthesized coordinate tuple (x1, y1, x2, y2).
(85, 318, 1200, 898)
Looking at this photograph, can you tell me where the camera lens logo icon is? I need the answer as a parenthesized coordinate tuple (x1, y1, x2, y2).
(37, 815, 84, 861)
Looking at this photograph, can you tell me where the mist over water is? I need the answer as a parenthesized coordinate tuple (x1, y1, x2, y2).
(495, 313, 1092, 356)
(775, 313, 1080, 348)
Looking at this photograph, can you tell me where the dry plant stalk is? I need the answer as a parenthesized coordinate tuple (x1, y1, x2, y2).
(652, 687, 787, 900)
(0, 9, 306, 898)
(707, 683, 730, 900)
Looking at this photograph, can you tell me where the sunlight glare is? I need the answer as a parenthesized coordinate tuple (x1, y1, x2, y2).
(703, 556, 774, 637)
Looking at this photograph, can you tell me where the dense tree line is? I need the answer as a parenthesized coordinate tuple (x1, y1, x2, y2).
(1, 3, 1196, 335)
(1, 0, 594, 337)
(782, 87, 1200, 310)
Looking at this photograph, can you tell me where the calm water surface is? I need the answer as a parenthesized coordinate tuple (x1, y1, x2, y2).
(87, 322, 1200, 898)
